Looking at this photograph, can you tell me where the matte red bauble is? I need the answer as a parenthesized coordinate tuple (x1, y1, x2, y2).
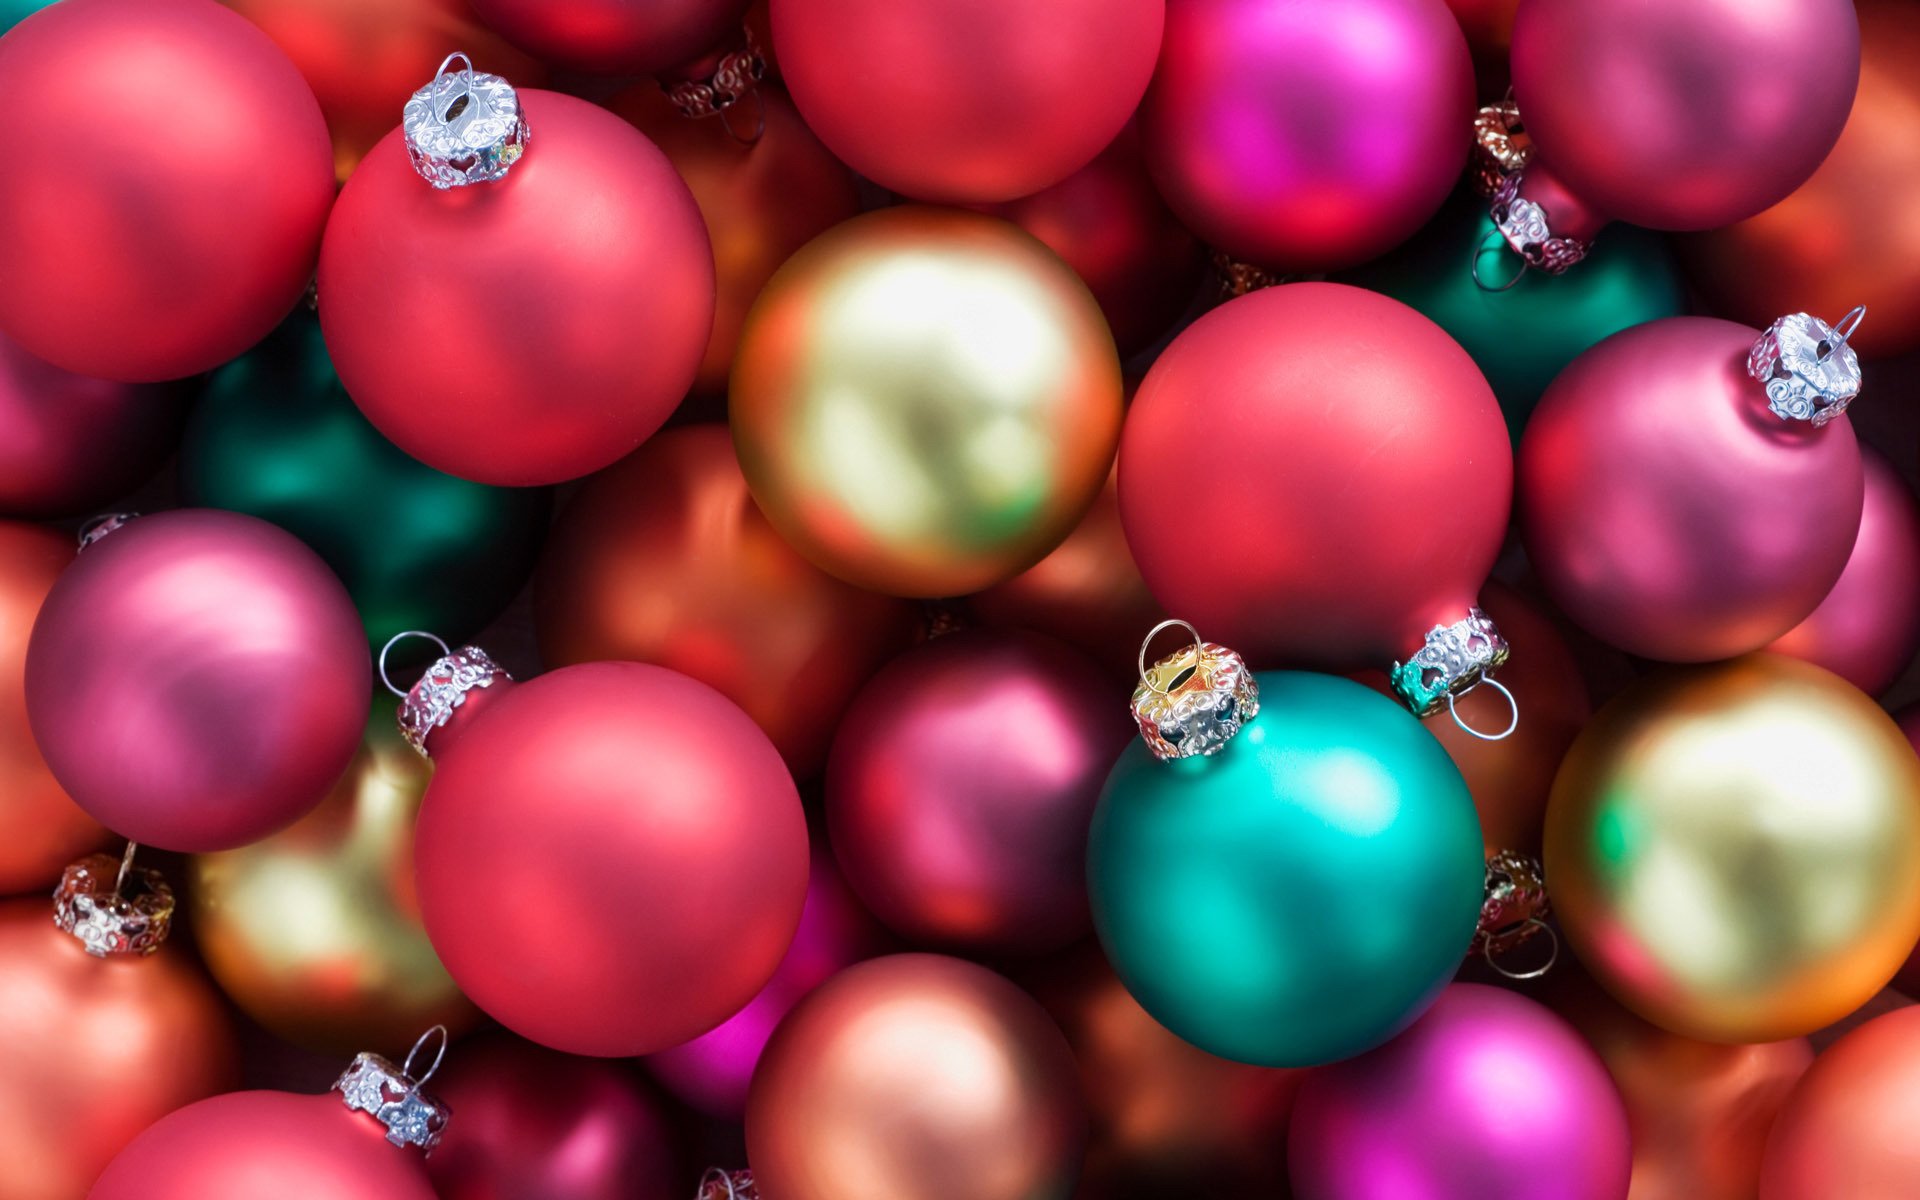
(319, 85, 713, 486)
(1120, 283, 1510, 710)
(1140, 0, 1472, 272)
(1759, 1005, 1920, 1200)
(771, 0, 1163, 203)
(412, 657, 809, 1056)
(0, 0, 334, 381)
(827, 630, 1130, 955)
(471, 0, 749, 74)
(26, 511, 370, 852)
(1519, 316, 1863, 662)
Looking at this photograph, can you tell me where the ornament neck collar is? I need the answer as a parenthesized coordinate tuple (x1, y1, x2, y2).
(52, 842, 173, 957)
(1748, 307, 1866, 427)
(380, 631, 513, 759)
(334, 1025, 452, 1153)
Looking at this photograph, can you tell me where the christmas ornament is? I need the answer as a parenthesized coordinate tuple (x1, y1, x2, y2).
(771, 0, 1161, 203)
(0, 521, 102, 895)
(319, 59, 713, 486)
(0, 333, 187, 519)
(731, 207, 1125, 597)
(1140, 0, 1472, 272)
(1545, 653, 1920, 1043)
(0, 0, 334, 381)
(978, 127, 1204, 356)
(180, 312, 550, 655)
(1471, 849, 1558, 980)
(0, 852, 237, 1200)
(1767, 447, 1920, 695)
(221, 0, 546, 180)
(428, 1032, 678, 1200)
(645, 847, 884, 1119)
(1088, 631, 1485, 1067)
(1496, 0, 1857, 278)
(89, 1027, 451, 1200)
(535, 426, 918, 779)
(746, 954, 1086, 1200)
(0, 0, 51, 32)
(1288, 984, 1631, 1200)
(1120, 283, 1515, 729)
(1342, 192, 1685, 442)
(827, 629, 1129, 954)
(610, 83, 860, 398)
(189, 704, 480, 1056)
(26, 509, 369, 852)
(1760, 1004, 1920, 1199)
(397, 641, 810, 1055)
(1684, 1, 1920, 359)
(1896, 705, 1920, 998)
(970, 464, 1166, 686)
(1544, 966, 1813, 1200)
(1520, 314, 1866, 662)
(471, 0, 748, 74)
(1032, 949, 1302, 1199)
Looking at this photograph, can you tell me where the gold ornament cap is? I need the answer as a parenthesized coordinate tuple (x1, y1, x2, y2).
(697, 1168, 758, 1199)
(53, 844, 174, 957)
(334, 1025, 453, 1153)
(1473, 850, 1556, 980)
(1130, 619, 1259, 761)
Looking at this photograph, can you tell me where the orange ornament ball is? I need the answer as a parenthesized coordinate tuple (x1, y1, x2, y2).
(1760, 1004, 1920, 1199)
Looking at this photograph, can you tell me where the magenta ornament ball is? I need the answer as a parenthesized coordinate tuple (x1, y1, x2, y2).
(1288, 983, 1632, 1200)
(25, 509, 369, 851)
(1140, 0, 1473, 272)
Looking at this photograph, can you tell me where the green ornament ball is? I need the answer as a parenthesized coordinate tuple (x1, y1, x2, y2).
(1087, 671, 1485, 1068)
(1343, 192, 1685, 444)
(0, 1, 55, 34)
(180, 313, 550, 657)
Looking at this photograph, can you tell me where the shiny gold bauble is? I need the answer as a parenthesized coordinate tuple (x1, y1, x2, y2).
(1545, 654, 1920, 1043)
(730, 206, 1124, 598)
(189, 705, 480, 1054)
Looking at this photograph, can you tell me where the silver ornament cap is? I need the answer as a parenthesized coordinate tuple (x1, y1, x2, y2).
(380, 632, 511, 759)
(404, 52, 528, 189)
(1129, 619, 1260, 762)
(1748, 307, 1866, 427)
(335, 1025, 452, 1153)
(52, 844, 173, 957)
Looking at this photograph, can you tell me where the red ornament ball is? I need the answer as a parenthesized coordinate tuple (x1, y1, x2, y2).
(416, 661, 809, 1056)
(319, 90, 713, 486)
(771, 0, 1164, 203)
(89, 1090, 436, 1200)
(1519, 317, 1863, 662)
(1759, 1004, 1920, 1199)
(827, 630, 1130, 955)
(1140, 0, 1473, 272)
(0, 0, 334, 382)
(1119, 282, 1509, 672)
(26, 511, 370, 852)
(471, 0, 750, 75)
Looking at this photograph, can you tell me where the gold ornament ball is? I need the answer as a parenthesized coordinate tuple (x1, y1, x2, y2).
(730, 206, 1125, 598)
(1545, 653, 1920, 1043)
(189, 705, 480, 1054)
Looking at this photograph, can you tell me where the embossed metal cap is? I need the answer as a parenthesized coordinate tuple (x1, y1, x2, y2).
(1748, 307, 1866, 427)
(1129, 619, 1260, 761)
(1474, 850, 1557, 981)
(404, 52, 529, 189)
(1390, 607, 1512, 730)
(1485, 172, 1590, 283)
(1471, 98, 1531, 198)
(52, 844, 173, 957)
(381, 632, 511, 759)
(76, 512, 139, 552)
(662, 26, 767, 120)
(697, 1168, 758, 1199)
(335, 1025, 452, 1153)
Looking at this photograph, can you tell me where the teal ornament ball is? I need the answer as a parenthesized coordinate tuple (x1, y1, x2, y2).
(180, 313, 550, 657)
(1088, 671, 1484, 1067)
(1343, 193, 1684, 443)
(0, 1, 54, 34)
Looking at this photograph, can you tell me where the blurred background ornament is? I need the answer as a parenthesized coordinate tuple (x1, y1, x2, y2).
(535, 427, 918, 781)
(471, 0, 751, 75)
(611, 82, 860, 399)
(1767, 446, 1920, 695)
(221, 0, 547, 180)
(827, 629, 1129, 955)
(1519, 315, 1864, 662)
(1288, 984, 1631, 1200)
(1446, 0, 1519, 80)
(0, 333, 188, 519)
(1759, 1004, 1920, 1199)
(26, 509, 370, 852)
(1683, 0, 1920, 360)
(731, 207, 1124, 597)
(1545, 654, 1920, 1043)
(1140, 0, 1472, 272)
(182, 313, 550, 657)
(645, 847, 885, 1119)
(320, 82, 713, 486)
(746, 954, 1086, 1200)
(0, 0, 52, 31)
(0, 0, 335, 381)
(429, 1032, 680, 1200)
(771, 0, 1162, 203)
(0, 520, 103, 895)
(0, 860, 238, 1200)
(1343, 192, 1685, 443)
(190, 704, 481, 1056)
